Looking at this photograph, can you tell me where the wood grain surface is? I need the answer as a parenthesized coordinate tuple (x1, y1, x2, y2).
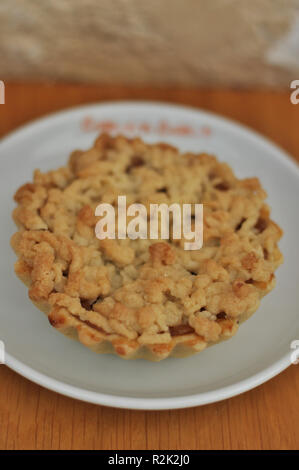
(0, 83, 298, 450)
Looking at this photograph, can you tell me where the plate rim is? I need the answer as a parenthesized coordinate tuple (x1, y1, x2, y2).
(1, 100, 297, 409)
(5, 352, 291, 410)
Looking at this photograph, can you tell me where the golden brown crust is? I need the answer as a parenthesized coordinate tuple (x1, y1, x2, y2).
(11, 134, 283, 360)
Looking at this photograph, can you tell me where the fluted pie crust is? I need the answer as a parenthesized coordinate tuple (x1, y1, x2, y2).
(11, 134, 283, 361)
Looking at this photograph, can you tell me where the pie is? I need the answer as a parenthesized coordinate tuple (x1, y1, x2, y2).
(11, 134, 283, 360)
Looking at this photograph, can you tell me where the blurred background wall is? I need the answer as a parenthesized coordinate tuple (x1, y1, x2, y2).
(0, 0, 299, 88)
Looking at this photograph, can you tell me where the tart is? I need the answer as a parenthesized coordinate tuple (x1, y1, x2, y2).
(11, 134, 283, 360)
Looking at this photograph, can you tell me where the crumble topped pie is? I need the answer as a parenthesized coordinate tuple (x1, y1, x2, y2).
(11, 134, 283, 360)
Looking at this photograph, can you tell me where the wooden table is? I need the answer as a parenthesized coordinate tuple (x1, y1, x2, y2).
(0, 83, 298, 450)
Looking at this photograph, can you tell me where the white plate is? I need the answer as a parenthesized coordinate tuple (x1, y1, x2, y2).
(0, 101, 298, 410)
